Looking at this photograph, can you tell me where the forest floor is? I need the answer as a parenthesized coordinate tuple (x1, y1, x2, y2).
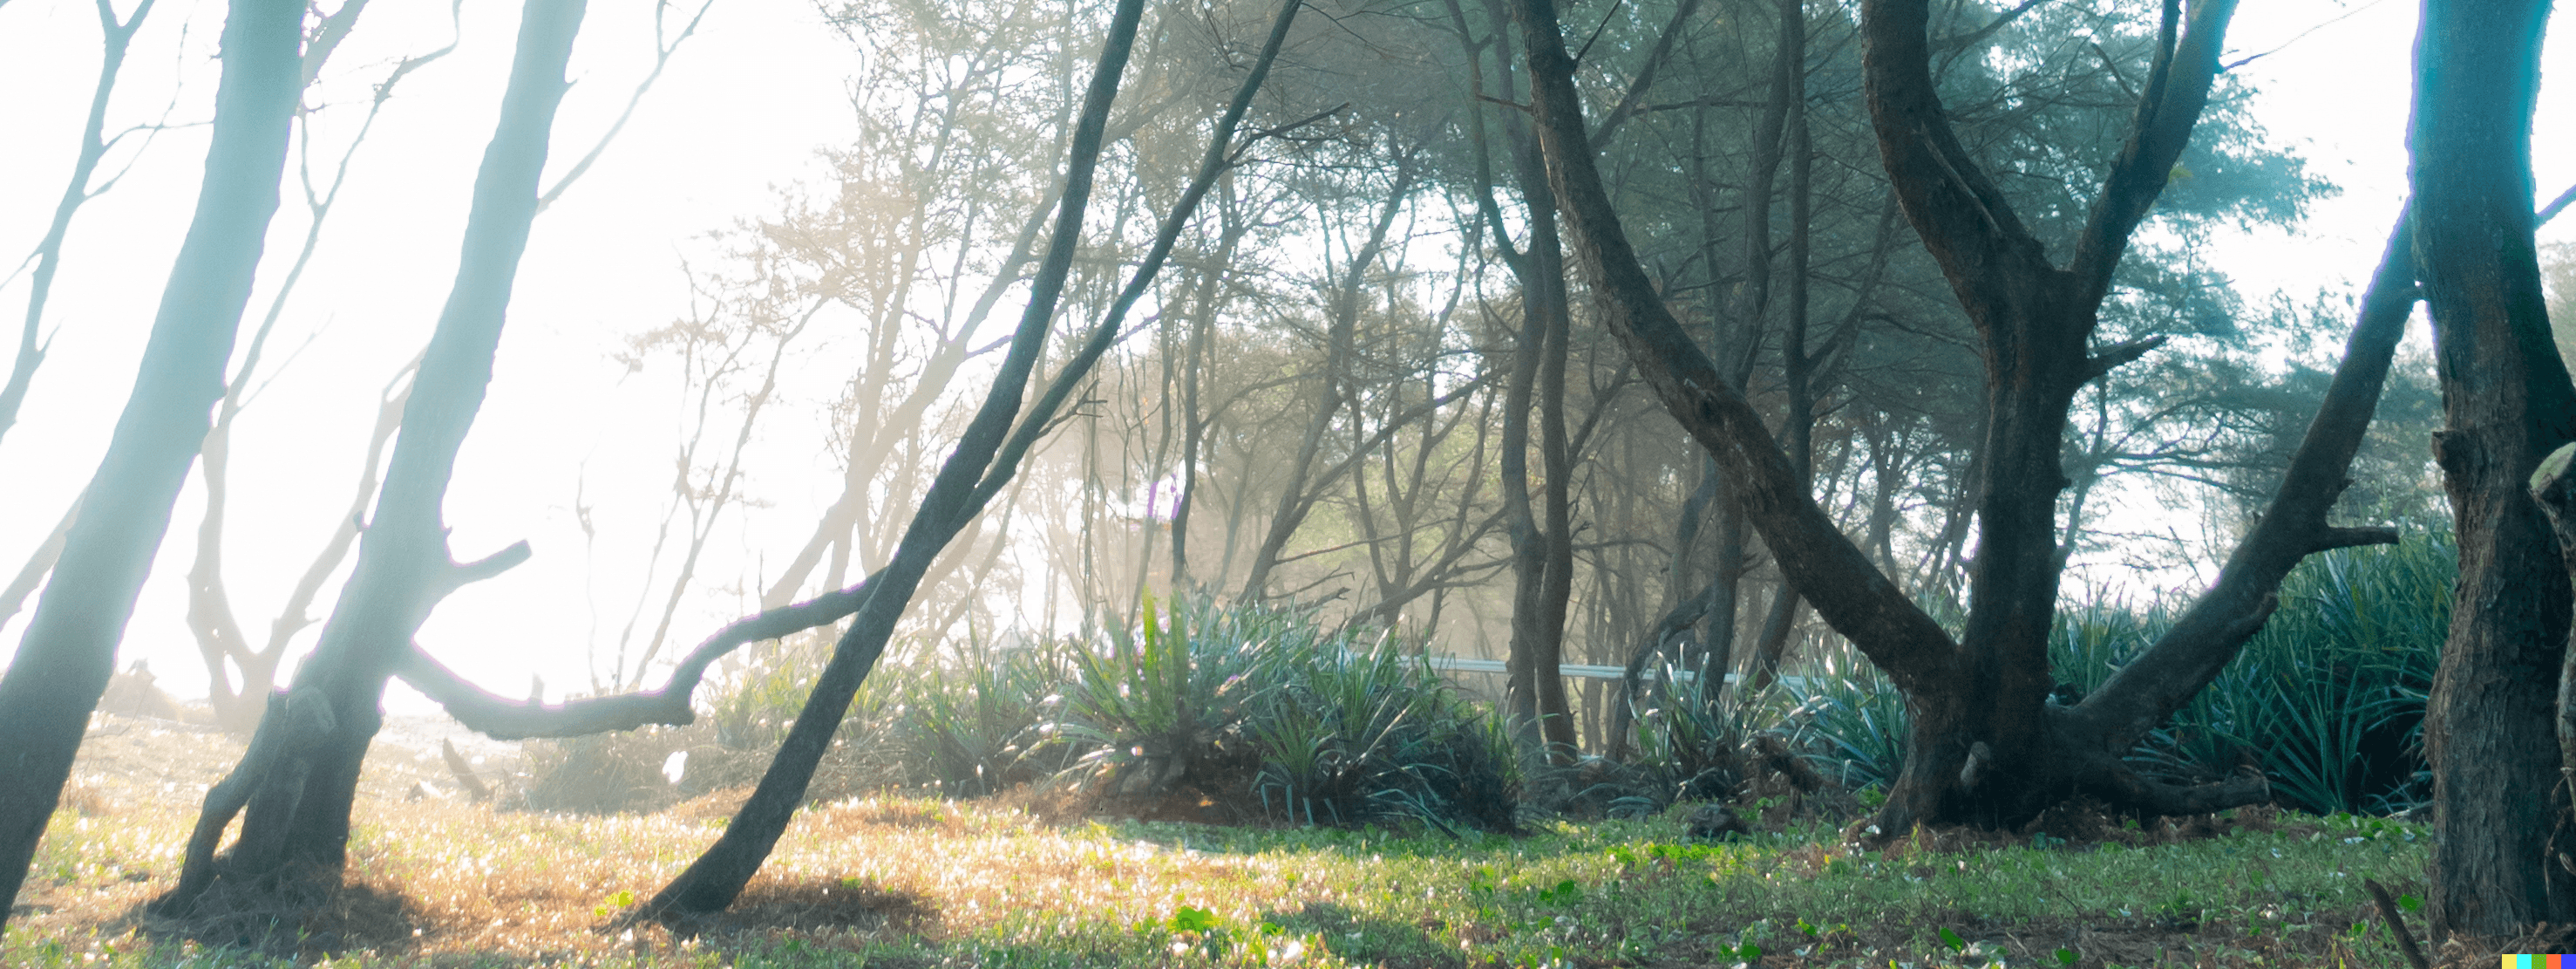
(0, 713, 2502, 968)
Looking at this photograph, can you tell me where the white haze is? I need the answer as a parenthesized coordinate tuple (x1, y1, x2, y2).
(0, 0, 2570, 713)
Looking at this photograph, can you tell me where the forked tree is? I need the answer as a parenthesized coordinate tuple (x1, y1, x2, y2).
(0, 0, 164, 447)
(153, 0, 582, 916)
(1505, 0, 2426, 832)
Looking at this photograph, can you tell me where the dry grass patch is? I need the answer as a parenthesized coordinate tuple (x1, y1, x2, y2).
(11, 786, 2458, 968)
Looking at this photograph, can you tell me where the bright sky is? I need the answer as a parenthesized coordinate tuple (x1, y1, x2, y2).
(0, 0, 2568, 712)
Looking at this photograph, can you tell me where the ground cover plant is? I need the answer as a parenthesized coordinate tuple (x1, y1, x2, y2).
(13, 575, 2480, 966)
(11, 787, 2440, 967)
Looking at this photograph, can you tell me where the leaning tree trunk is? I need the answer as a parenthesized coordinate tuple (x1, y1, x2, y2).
(1508, 0, 2425, 835)
(639, 0, 1299, 921)
(2409, 0, 2576, 937)
(153, 0, 577, 918)
(0, 0, 302, 936)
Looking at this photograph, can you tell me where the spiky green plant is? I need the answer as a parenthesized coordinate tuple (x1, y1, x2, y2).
(1247, 630, 1510, 828)
(1057, 593, 1277, 797)
(2170, 534, 2450, 813)
(1050, 595, 1516, 829)
(894, 632, 1076, 796)
(1755, 534, 2452, 815)
(1782, 645, 1909, 793)
(1611, 656, 1810, 815)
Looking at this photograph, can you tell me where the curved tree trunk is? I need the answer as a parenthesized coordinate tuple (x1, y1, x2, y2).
(1508, 0, 2415, 834)
(0, 0, 302, 935)
(2409, 0, 2576, 937)
(155, 0, 578, 916)
(1451, 0, 1580, 764)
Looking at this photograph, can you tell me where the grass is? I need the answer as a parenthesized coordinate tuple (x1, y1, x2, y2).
(11, 788, 2436, 967)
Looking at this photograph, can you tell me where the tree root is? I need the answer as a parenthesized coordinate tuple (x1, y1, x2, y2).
(2364, 877, 2431, 969)
(2078, 755, 2271, 818)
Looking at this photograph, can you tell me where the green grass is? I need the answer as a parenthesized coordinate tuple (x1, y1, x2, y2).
(11, 793, 2433, 967)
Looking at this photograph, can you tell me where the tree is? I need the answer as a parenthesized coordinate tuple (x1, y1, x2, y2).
(1505, 0, 2424, 830)
(2408, 0, 2576, 938)
(154, 0, 581, 918)
(1449, 0, 1581, 762)
(0, 0, 164, 447)
(750, 0, 1078, 611)
(635, 0, 1306, 920)
(1236, 157, 1424, 602)
(183, 12, 457, 733)
(0, 0, 305, 936)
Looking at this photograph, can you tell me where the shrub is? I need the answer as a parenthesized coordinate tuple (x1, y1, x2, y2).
(2171, 533, 2450, 813)
(1054, 595, 1518, 831)
(888, 632, 1076, 797)
(1245, 629, 1517, 830)
(1762, 533, 2453, 815)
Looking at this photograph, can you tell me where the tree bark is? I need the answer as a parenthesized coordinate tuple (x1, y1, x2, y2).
(1507, 0, 2410, 833)
(2409, 0, 2576, 937)
(1744, 22, 1817, 693)
(2532, 444, 2576, 916)
(185, 29, 452, 733)
(155, 0, 575, 914)
(0, 0, 302, 936)
(1455, 0, 1580, 764)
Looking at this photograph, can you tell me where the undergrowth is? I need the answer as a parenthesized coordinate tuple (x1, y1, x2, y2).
(1780, 534, 2453, 815)
(527, 597, 1519, 832)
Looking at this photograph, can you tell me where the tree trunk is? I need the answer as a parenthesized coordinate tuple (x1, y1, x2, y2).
(1745, 50, 1817, 693)
(1457, 0, 1580, 765)
(0, 499, 80, 632)
(0, 0, 302, 935)
(1510, 0, 2418, 833)
(1236, 163, 1417, 601)
(1166, 201, 1247, 590)
(1606, 463, 1719, 762)
(2409, 0, 2576, 937)
(1529, 167, 1580, 761)
(642, 0, 1295, 919)
(155, 0, 575, 917)
(2532, 443, 2576, 919)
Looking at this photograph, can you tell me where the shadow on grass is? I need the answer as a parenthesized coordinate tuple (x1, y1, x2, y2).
(131, 877, 423, 961)
(650, 875, 941, 964)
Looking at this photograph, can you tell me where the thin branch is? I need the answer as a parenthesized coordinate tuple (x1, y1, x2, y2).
(2540, 181, 2576, 227)
(534, 0, 718, 211)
